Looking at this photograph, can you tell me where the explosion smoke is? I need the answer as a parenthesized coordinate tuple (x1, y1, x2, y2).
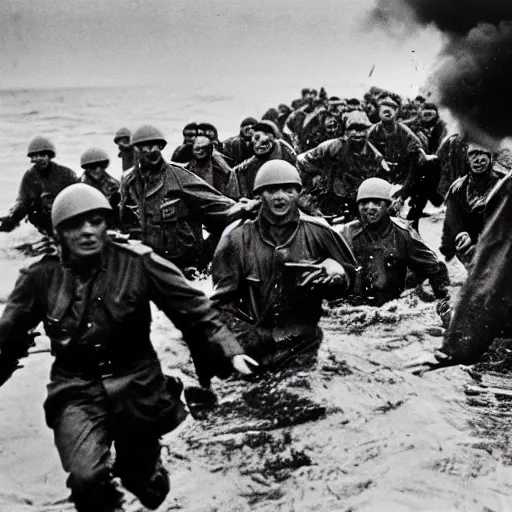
(370, 0, 512, 145)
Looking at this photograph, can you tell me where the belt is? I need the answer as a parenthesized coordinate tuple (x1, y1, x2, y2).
(54, 343, 153, 378)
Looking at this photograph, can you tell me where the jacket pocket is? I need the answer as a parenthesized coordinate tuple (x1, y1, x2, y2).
(158, 198, 200, 260)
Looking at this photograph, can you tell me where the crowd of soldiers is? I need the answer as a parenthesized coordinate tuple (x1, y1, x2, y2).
(0, 84, 510, 512)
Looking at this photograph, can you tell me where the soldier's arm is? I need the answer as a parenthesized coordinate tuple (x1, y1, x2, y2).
(0, 266, 44, 369)
(144, 251, 243, 385)
(297, 141, 333, 190)
(210, 226, 243, 307)
(176, 168, 238, 234)
(441, 176, 512, 363)
(439, 188, 466, 261)
(62, 166, 79, 185)
(0, 172, 35, 232)
(404, 227, 450, 299)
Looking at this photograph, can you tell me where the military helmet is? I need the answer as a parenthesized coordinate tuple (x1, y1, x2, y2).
(80, 148, 110, 168)
(113, 127, 132, 143)
(466, 142, 491, 156)
(253, 160, 302, 195)
(51, 183, 112, 229)
(27, 136, 56, 158)
(356, 177, 393, 203)
(131, 125, 167, 149)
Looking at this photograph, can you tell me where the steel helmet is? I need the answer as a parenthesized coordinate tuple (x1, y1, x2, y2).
(80, 148, 110, 168)
(356, 177, 393, 203)
(27, 136, 56, 158)
(466, 142, 491, 156)
(252, 160, 302, 195)
(113, 127, 132, 143)
(131, 125, 167, 148)
(51, 183, 112, 229)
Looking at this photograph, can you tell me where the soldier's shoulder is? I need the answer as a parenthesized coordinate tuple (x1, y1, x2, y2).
(109, 238, 153, 257)
(21, 251, 60, 277)
(390, 216, 415, 232)
(334, 219, 362, 239)
(446, 174, 468, 195)
(54, 163, 77, 176)
(300, 213, 332, 229)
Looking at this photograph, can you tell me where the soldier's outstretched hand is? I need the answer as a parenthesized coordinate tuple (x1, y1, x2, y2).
(232, 354, 259, 375)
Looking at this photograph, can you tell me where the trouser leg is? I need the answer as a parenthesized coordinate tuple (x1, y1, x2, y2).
(51, 390, 119, 512)
(114, 431, 169, 510)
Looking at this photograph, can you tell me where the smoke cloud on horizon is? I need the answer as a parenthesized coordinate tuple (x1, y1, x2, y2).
(370, 0, 512, 145)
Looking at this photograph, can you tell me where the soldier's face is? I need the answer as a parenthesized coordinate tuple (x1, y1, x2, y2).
(252, 131, 274, 156)
(346, 127, 368, 144)
(30, 152, 51, 170)
(420, 108, 437, 123)
(84, 165, 107, 181)
(261, 185, 300, 219)
(135, 143, 163, 167)
(192, 136, 212, 161)
(379, 105, 397, 122)
(241, 124, 255, 141)
(358, 199, 389, 226)
(59, 212, 108, 259)
(468, 151, 491, 174)
(116, 137, 131, 150)
(324, 117, 339, 137)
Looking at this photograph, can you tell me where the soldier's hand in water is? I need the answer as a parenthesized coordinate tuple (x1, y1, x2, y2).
(232, 354, 259, 375)
(298, 258, 349, 292)
(436, 297, 452, 329)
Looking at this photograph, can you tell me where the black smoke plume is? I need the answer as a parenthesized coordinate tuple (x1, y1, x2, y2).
(370, 0, 512, 145)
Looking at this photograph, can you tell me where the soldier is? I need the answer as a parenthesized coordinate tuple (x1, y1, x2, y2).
(367, 96, 436, 231)
(298, 111, 387, 221)
(336, 178, 451, 320)
(233, 120, 297, 198)
(113, 127, 136, 171)
(222, 117, 257, 166)
(171, 123, 198, 163)
(440, 143, 504, 270)
(120, 125, 257, 272)
(211, 160, 357, 370)
(0, 183, 254, 512)
(0, 136, 78, 236)
(79, 148, 121, 222)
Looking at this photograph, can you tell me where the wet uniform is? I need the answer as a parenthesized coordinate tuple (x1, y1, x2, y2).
(338, 217, 450, 306)
(0, 162, 78, 235)
(211, 212, 357, 367)
(186, 153, 237, 199)
(297, 138, 385, 219)
(222, 135, 254, 167)
(0, 239, 242, 511)
(233, 140, 297, 198)
(441, 173, 512, 363)
(119, 161, 237, 270)
(80, 170, 121, 216)
(367, 121, 424, 195)
(440, 170, 503, 262)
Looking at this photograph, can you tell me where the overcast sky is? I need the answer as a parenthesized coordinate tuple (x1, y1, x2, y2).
(1, 0, 442, 95)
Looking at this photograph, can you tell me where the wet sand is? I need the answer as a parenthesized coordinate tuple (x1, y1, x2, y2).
(2, 214, 512, 511)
